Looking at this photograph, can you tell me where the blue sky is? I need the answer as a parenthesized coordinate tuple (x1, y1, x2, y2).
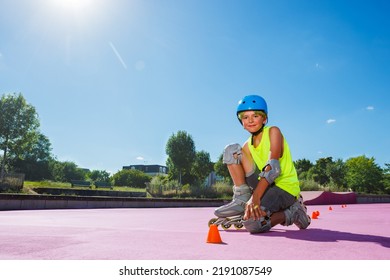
(1, 0, 389, 173)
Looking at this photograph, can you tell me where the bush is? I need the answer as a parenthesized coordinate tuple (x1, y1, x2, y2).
(0, 173, 25, 193)
(147, 176, 224, 199)
(112, 169, 151, 188)
(147, 177, 235, 199)
(147, 176, 180, 197)
(211, 181, 233, 199)
(299, 179, 321, 191)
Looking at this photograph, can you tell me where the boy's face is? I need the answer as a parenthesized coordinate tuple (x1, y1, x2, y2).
(240, 111, 267, 133)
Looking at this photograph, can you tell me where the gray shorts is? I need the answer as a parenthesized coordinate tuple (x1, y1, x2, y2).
(246, 168, 296, 213)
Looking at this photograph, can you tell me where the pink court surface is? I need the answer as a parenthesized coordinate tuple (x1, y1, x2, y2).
(0, 202, 389, 260)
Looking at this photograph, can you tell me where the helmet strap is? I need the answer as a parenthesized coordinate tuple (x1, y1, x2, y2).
(251, 124, 264, 145)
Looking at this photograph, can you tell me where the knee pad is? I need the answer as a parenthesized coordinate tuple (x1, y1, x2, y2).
(243, 207, 272, 233)
(259, 159, 281, 184)
(223, 143, 242, 164)
(244, 217, 272, 234)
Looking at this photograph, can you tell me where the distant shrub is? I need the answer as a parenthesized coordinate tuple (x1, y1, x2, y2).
(211, 181, 233, 199)
(299, 179, 321, 191)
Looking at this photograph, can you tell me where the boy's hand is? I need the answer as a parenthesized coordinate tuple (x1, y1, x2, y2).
(244, 201, 266, 220)
(244, 177, 269, 220)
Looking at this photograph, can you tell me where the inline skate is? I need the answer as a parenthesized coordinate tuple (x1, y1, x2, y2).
(208, 184, 251, 230)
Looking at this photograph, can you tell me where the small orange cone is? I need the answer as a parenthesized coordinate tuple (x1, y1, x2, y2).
(329, 206, 333, 211)
(207, 225, 223, 244)
(315, 210, 320, 217)
(311, 211, 318, 219)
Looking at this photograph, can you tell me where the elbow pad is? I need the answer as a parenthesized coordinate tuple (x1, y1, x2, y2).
(259, 159, 281, 184)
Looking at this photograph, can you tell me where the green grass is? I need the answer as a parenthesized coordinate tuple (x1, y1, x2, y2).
(24, 180, 146, 193)
(24, 181, 71, 188)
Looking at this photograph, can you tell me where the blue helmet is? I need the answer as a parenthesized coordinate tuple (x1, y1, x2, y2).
(236, 95, 268, 119)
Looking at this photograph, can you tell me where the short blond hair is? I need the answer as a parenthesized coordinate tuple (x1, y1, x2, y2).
(238, 110, 267, 120)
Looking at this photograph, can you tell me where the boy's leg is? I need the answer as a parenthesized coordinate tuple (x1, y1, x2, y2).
(283, 200, 311, 229)
(214, 143, 254, 218)
(224, 143, 253, 187)
(213, 184, 252, 217)
(243, 186, 296, 233)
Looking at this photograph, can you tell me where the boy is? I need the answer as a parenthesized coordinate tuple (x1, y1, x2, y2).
(214, 95, 310, 233)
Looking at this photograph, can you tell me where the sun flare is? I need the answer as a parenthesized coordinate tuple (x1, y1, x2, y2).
(51, 0, 95, 13)
(45, 0, 102, 24)
(42, 0, 106, 33)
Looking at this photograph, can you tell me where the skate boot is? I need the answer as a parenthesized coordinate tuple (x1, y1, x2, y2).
(208, 184, 252, 230)
(283, 198, 311, 229)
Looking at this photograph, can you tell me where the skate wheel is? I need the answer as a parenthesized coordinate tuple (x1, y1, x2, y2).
(234, 223, 244, 230)
(221, 218, 231, 230)
(208, 218, 218, 227)
(221, 224, 231, 230)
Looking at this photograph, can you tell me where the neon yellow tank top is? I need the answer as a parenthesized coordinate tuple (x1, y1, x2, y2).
(248, 126, 300, 197)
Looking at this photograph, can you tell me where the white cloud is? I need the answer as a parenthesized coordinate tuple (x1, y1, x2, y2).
(136, 156, 144, 161)
(366, 106, 374, 110)
(326, 119, 336, 124)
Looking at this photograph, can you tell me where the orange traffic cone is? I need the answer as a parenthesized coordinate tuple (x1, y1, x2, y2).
(329, 206, 333, 211)
(311, 211, 318, 219)
(315, 210, 320, 217)
(207, 225, 223, 244)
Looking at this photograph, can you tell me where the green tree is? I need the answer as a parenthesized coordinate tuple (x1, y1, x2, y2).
(0, 93, 39, 179)
(382, 163, 390, 194)
(294, 158, 313, 180)
(165, 157, 178, 180)
(165, 130, 196, 185)
(112, 169, 151, 188)
(87, 170, 111, 182)
(345, 156, 384, 193)
(295, 158, 313, 173)
(49, 160, 86, 182)
(11, 132, 53, 180)
(214, 153, 231, 183)
(310, 157, 333, 186)
(191, 150, 214, 184)
(327, 158, 347, 189)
